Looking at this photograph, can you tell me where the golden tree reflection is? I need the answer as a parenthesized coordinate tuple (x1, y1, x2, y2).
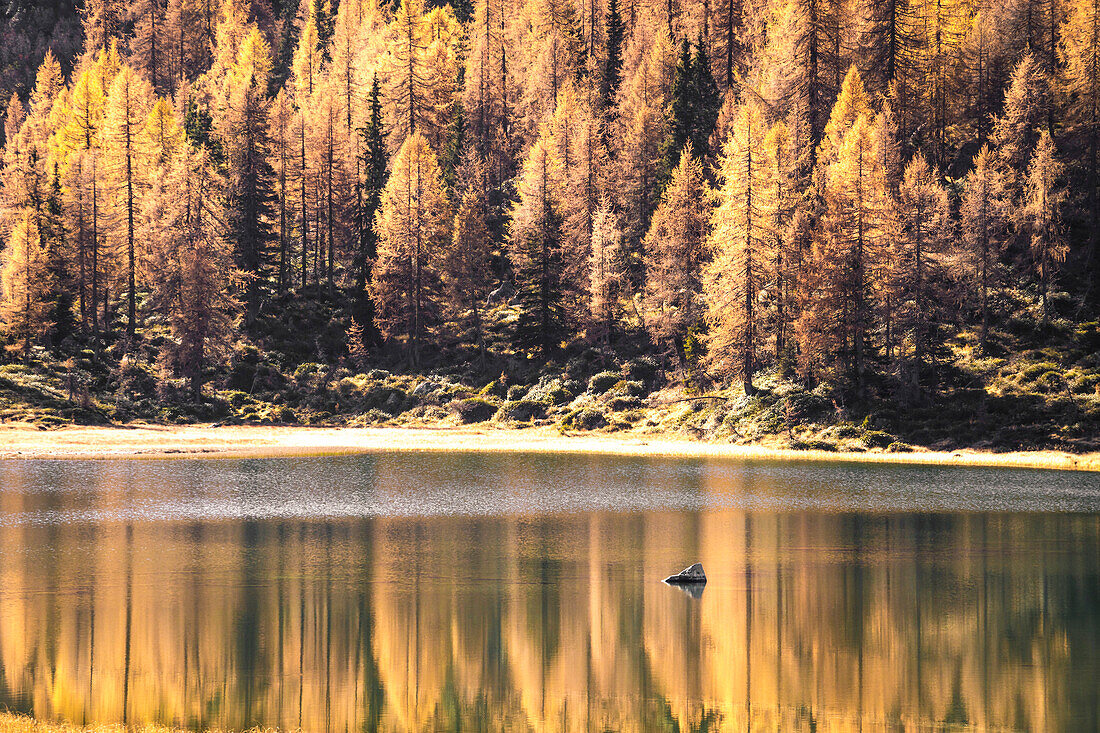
(0, 459, 1095, 732)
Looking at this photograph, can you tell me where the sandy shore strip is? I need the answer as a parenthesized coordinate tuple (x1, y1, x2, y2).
(0, 423, 1097, 472)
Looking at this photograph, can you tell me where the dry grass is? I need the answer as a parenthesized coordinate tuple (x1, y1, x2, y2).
(0, 713, 285, 733)
(0, 423, 1096, 472)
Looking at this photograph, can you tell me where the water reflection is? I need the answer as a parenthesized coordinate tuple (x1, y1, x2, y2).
(0, 456, 1096, 732)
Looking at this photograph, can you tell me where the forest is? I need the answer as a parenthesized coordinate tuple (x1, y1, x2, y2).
(0, 0, 1097, 450)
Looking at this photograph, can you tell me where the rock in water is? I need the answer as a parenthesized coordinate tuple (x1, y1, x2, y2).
(663, 563, 706, 584)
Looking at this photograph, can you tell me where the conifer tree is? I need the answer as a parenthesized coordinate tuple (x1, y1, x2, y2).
(704, 102, 775, 392)
(129, 0, 167, 93)
(959, 144, 1012, 350)
(509, 132, 568, 358)
(0, 214, 49, 359)
(657, 39, 720, 191)
(643, 145, 708, 368)
(600, 0, 625, 108)
(4, 95, 24, 150)
(144, 98, 186, 167)
(801, 113, 885, 396)
(1024, 129, 1067, 320)
(446, 183, 495, 359)
(614, 25, 676, 276)
(269, 88, 295, 291)
(587, 201, 623, 346)
(893, 153, 949, 396)
(357, 75, 389, 292)
(102, 65, 155, 340)
(991, 53, 1049, 190)
(369, 133, 452, 366)
(221, 27, 277, 322)
(464, 0, 512, 162)
(1061, 0, 1100, 267)
(292, 0, 322, 98)
(382, 0, 454, 150)
(141, 148, 240, 395)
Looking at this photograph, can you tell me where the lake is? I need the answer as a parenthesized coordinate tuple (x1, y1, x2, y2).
(0, 452, 1097, 731)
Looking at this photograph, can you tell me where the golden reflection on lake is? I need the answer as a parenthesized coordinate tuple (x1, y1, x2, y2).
(0, 454, 1096, 732)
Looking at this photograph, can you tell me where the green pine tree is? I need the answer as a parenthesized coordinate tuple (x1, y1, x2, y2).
(657, 39, 721, 192)
(600, 0, 625, 109)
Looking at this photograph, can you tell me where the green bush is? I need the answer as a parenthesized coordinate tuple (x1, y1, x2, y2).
(588, 371, 620, 394)
(886, 441, 913, 453)
(622, 356, 659, 384)
(452, 397, 498, 423)
(610, 379, 646, 397)
(496, 399, 547, 422)
(506, 384, 528, 400)
(862, 430, 896, 448)
(561, 407, 608, 430)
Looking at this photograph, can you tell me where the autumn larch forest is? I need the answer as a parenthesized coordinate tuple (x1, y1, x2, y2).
(0, 0, 1097, 451)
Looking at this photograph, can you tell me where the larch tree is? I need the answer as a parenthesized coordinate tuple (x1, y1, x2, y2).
(587, 201, 623, 346)
(141, 147, 240, 395)
(129, 0, 167, 93)
(1060, 0, 1100, 268)
(369, 132, 452, 366)
(144, 97, 186, 168)
(0, 214, 50, 359)
(643, 145, 709, 370)
(1023, 129, 1067, 321)
(613, 24, 675, 278)
(59, 68, 107, 334)
(959, 144, 1012, 350)
(446, 183, 496, 359)
(991, 53, 1050, 192)
(102, 64, 155, 341)
(4, 94, 24, 150)
(381, 0, 457, 151)
(801, 112, 885, 397)
(893, 153, 949, 398)
(509, 132, 569, 358)
(464, 0, 513, 165)
(292, 0, 323, 98)
(704, 102, 775, 393)
(269, 87, 296, 291)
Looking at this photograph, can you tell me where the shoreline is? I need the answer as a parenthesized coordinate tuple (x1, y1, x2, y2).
(0, 423, 1097, 472)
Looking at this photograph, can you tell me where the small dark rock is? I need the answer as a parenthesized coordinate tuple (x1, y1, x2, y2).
(663, 563, 706, 584)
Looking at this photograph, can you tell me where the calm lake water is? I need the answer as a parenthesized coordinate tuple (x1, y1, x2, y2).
(0, 452, 1097, 732)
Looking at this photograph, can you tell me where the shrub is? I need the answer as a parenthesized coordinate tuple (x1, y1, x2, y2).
(451, 397, 498, 423)
(588, 371, 620, 394)
(886, 441, 913, 453)
(862, 430, 896, 449)
(496, 399, 547, 422)
(608, 395, 642, 411)
(609, 379, 646, 397)
(561, 407, 608, 430)
(525, 376, 575, 405)
(622, 356, 659, 384)
(506, 384, 528, 400)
